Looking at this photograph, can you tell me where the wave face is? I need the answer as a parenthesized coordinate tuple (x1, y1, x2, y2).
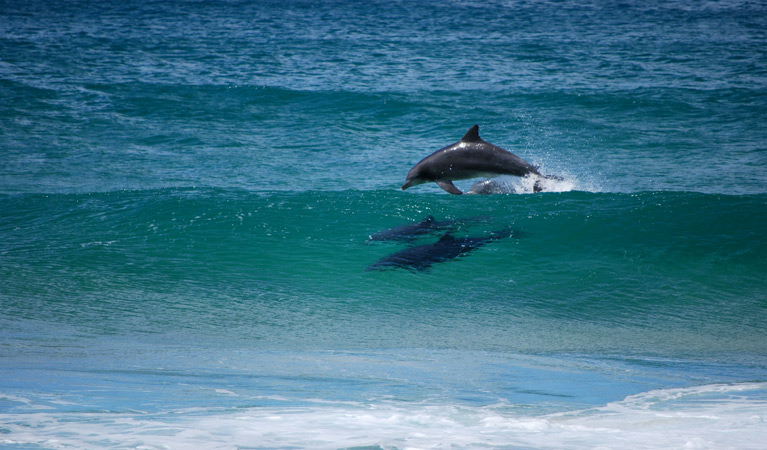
(2, 189, 766, 357)
(2, 0, 767, 448)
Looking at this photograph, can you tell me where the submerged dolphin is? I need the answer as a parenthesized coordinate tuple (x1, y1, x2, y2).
(366, 229, 516, 272)
(467, 179, 511, 195)
(368, 215, 458, 242)
(401, 125, 551, 194)
(368, 215, 489, 242)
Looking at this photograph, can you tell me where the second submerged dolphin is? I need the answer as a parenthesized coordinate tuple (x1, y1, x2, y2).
(368, 215, 490, 242)
(366, 229, 517, 272)
(401, 125, 551, 195)
(368, 215, 457, 242)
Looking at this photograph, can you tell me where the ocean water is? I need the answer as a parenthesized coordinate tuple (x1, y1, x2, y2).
(2, 0, 767, 449)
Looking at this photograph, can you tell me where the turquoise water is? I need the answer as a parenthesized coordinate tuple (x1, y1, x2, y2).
(2, 1, 767, 449)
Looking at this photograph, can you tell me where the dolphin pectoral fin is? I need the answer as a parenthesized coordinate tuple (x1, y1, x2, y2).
(436, 180, 463, 195)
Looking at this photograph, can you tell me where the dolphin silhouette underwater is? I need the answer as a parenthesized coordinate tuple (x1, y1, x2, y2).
(366, 229, 517, 272)
(368, 215, 490, 242)
(368, 215, 458, 242)
(401, 125, 557, 194)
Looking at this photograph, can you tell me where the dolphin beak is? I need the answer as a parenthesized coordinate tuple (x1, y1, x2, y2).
(401, 180, 412, 190)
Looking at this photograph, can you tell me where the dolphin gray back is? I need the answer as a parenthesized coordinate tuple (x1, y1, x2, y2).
(411, 125, 540, 181)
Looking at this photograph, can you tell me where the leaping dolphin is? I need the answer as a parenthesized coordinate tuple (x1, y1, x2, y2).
(401, 125, 552, 194)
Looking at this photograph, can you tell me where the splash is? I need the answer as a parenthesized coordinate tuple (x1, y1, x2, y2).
(466, 174, 579, 195)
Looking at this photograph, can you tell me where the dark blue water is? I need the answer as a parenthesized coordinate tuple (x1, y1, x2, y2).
(1, 1, 766, 448)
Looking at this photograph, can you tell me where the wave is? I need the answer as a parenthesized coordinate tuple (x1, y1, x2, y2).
(2, 189, 765, 354)
(2, 187, 764, 293)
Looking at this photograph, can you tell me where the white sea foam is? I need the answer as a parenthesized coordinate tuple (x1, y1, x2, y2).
(464, 174, 583, 195)
(1, 383, 765, 450)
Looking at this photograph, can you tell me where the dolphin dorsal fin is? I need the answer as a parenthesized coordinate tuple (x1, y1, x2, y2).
(438, 233, 455, 242)
(460, 125, 481, 142)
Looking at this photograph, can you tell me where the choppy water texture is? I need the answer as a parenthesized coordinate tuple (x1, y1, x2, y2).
(1, 1, 767, 449)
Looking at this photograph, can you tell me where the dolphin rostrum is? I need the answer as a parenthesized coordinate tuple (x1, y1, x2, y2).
(401, 125, 551, 194)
